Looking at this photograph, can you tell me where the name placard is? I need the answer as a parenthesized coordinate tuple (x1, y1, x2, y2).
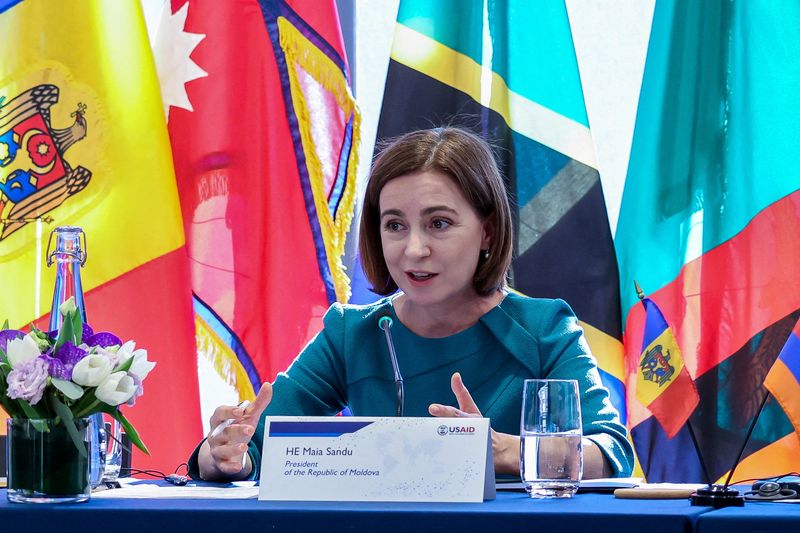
(258, 416, 495, 502)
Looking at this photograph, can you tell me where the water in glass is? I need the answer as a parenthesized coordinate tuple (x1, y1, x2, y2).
(521, 431, 582, 498)
(519, 379, 583, 498)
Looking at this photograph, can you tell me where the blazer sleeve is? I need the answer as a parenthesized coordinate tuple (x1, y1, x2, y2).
(538, 299, 635, 477)
(187, 303, 349, 480)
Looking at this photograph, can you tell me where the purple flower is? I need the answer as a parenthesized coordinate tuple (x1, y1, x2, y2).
(43, 354, 71, 380)
(7, 357, 49, 405)
(84, 332, 122, 348)
(57, 341, 87, 365)
(43, 341, 88, 379)
(47, 322, 93, 344)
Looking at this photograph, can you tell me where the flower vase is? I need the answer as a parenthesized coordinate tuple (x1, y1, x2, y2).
(6, 418, 91, 503)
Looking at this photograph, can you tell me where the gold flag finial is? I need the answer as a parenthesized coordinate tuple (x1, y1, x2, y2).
(634, 280, 645, 301)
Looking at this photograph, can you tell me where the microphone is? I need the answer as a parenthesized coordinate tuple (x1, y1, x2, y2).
(377, 310, 404, 417)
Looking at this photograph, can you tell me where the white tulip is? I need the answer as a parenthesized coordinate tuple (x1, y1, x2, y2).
(6, 334, 41, 369)
(128, 348, 155, 381)
(95, 372, 137, 406)
(116, 340, 136, 360)
(71, 352, 113, 387)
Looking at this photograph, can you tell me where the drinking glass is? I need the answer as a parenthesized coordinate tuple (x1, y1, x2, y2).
(89, 413, 122, 487)
(520, 379, 583, 498)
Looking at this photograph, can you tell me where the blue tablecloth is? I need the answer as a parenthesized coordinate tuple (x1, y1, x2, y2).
(0, 489, 707, 533)
(696, 500, 800, 533)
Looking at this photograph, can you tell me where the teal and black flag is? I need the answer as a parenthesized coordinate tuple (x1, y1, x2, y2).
(376, 0, 627, 422)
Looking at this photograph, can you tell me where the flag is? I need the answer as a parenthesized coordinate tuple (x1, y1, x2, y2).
(0, 0, 201, 471)
(377, 0, 627, 424)
(764, 319, 800, 441)
(636, 296, 699, 439)
(616, 0, 800, 482)
(158, 0, 359, 402)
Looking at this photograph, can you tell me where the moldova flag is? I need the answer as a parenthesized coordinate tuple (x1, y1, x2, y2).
(764, 320, 800, 442)
(0, 0, 201, 472)
(636, 296, 699, 439)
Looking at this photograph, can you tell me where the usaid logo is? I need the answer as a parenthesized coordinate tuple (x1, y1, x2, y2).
(436, 425, 476, 436)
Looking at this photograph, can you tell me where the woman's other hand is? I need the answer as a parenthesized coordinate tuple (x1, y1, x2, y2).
(197, 382, 273, 481)
(428, 372, 520, 475)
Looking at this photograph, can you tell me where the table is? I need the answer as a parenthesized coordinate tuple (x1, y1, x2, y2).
(696, 500, 800, 533)
(0, 490, 707, 533)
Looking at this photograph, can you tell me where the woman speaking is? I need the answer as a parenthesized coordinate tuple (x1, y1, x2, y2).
(189, 127, 634, 481)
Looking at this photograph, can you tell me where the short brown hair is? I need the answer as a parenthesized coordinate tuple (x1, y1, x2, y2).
(359, 127, 513, 296)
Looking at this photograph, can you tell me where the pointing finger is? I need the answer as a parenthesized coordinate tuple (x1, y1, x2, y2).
(428, 403, 478, 418)
(244, 381, 273, 423)
(450, 372, 481, 416)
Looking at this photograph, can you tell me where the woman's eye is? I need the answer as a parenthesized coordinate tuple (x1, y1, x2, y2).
(384, 221, 404, 232)
(431, 218, 451, 230)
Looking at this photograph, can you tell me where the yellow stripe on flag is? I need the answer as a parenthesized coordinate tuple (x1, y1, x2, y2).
(0, 0, 184, 326)
(714, 431, 800, 484)
(579, 319, 624, 382)
(390, 23, 596, 168)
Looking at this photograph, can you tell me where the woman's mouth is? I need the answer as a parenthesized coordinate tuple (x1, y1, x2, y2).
(406, 271, 437, 282)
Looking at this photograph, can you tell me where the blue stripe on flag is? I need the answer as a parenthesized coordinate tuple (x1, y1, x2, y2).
(641, 298, 668, 350)
(779, 332, 800, 382)
(597, 367, 627, 426)
(193, 294, 261, 388)
(0, 0, 23, 15)
(328, 115, 353, 217)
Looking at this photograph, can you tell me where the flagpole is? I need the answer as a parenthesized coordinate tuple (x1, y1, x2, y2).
(685, 419, 713, 486)
(722, 390, 770, 488)
(634, 282, 745, 507)
(634, 281, 712, 485)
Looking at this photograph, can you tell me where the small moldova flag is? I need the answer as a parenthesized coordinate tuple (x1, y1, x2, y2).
(635, 286, 700, 439)
(764, 318, 800, 441)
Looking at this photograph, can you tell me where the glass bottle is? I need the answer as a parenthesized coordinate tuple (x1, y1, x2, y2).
(47, 226, 121, 487)
(47, 226, 87, 331)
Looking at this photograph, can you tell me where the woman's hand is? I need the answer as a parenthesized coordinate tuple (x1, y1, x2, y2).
(428, 372, 520, 475)
(197, 382, 273, 481)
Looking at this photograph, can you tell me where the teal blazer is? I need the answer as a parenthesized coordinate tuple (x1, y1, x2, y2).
(189, 293, 634, 479)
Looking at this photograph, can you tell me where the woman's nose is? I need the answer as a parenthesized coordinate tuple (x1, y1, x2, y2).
(404, 230, 430, 257)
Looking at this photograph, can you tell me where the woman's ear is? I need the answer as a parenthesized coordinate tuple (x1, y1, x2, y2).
(481, 218, 493, 250)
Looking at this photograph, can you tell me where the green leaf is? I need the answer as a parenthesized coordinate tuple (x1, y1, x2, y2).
(54, 315, 75, 351)
(51, 395, 87, 458)
(104, 406, 150, 455)
(52, 378, 85, 401)
(1, 318, 8, 330)
(0, 395, 22, 418)
(114, 355, 134, 373)
(18, 398, 45, 420)
(72, 396, 101, 418)
(71, 305, 83, 345)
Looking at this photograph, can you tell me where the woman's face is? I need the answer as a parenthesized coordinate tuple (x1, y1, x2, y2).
(379, 170, 490, 309)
